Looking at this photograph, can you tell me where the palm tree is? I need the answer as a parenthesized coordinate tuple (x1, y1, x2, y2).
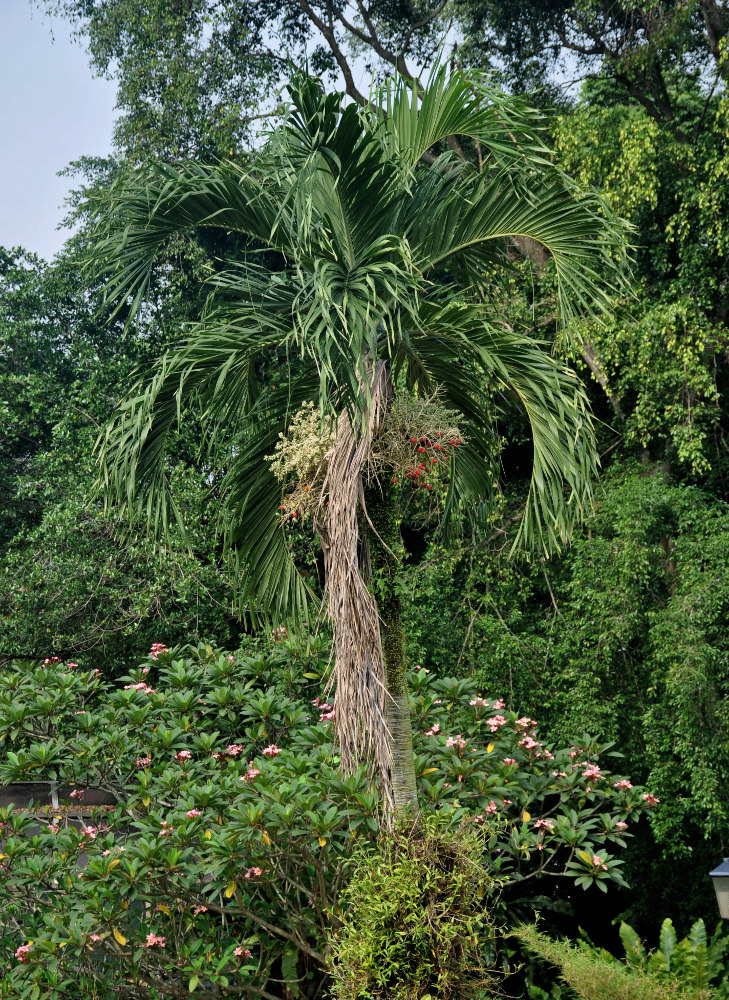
(92, 67, 628, 816)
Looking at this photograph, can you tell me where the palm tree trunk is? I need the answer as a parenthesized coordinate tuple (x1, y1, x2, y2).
(315, 360, 417, 819)
(362, 476, 418, 816)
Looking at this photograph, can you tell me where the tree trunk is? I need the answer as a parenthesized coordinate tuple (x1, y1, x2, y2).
(315, 359, 417, 819)
(362, 475, 419, 817)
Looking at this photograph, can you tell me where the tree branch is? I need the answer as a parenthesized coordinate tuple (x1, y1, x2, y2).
(294, 0, 369, 106)
(701, 0, 729, 78)
(580, 339, 625, 420)
(398, 0, 451, 63)
(333, 1, 414, 79)
(202, 894, 327, 965)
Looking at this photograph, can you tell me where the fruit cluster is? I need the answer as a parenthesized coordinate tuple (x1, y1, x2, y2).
(401, 433, 463, 490)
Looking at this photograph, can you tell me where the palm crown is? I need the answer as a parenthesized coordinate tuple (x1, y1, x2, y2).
(94, 66, 628, 626)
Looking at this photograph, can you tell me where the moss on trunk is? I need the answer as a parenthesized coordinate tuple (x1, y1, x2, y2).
(362, 476, 418, 815)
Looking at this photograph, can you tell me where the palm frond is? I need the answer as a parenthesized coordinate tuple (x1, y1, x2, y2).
(405, 164, 630, 341)
(388, 326, 500, 507)
(401, 299, 599, 554)
(90, 161, 283, 324)
(88, 67, 633, 801)
(223, 377, 320, 626)
(89, 71, 633, 670)
(375, 64, 551, 171)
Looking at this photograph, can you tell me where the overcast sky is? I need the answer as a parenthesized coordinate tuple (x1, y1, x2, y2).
(1, 2, 117, 260)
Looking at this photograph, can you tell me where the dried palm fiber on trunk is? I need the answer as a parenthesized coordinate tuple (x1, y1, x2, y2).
(314, 360, 393, 811)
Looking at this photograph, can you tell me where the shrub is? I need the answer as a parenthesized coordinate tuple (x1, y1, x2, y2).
(516, 925, 695, 1000)
(515, 917, 729, 1000)
(614, 918, 729, 993)
(331, 820, 498, 1000)
(0, 639, 655, 998)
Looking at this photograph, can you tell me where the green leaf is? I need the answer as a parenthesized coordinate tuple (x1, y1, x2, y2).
(619, 922, 646, 969)
(659, 918, 676, 970)
(188, 975, 199, 992)
(693, 944, 708, 989)
(91, 65, 627, 583)
(281, 945, 300, 998)
(688, 919, 707, 953)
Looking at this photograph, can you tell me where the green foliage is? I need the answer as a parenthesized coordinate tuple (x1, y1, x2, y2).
(404, 465, 729, 838)
(517, 917, 729, 1000)
(615, 918, 729, 995)
(0, 470, 237, 671)
(579, 302, 728, 479)
(0, 245, 241, 668)
(455, 0, 724, 123)
(15, 0, 729, 968)
(0, 245, 119, 545)
(90, 67, 629, 632)
(554, 106, 662, 225)
(331, 821, 498, 1000)
(14, 0, 729, 977)
(552, 88, 729, 486)
(516, 924, 695, 1000)
(0, 641, 653, 998)
(400, 464, 729, 925)
(45, 0, 284, 160)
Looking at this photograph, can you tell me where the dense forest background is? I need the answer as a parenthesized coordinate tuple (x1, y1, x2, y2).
(3, 0, 729, 939)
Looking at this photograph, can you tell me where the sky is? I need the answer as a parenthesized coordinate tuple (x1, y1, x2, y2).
(1, 2, 117, 260)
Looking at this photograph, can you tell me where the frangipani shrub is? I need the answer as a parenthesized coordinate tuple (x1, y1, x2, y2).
(0, 639, 656, 999)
